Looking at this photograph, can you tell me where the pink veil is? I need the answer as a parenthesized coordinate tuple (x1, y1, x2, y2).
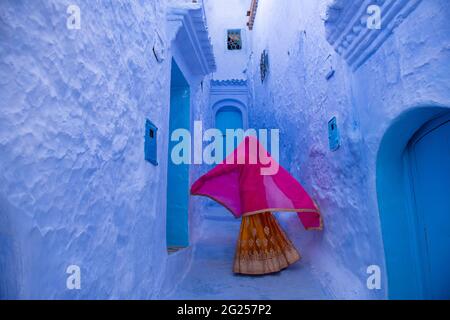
(191, 136, 323, 230)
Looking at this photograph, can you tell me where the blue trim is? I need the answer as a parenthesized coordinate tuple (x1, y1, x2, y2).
(211, 79, 247, 87)
(376, 106, 450, 299)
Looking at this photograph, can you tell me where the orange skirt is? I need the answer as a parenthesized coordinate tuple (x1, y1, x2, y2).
(233, 212, 301, 275)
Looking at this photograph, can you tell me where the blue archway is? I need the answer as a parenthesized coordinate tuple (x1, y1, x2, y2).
(215, 105, 243, 134)
(212, 99, 247, 130)
(376, 105, 450, 299)
(213, 100, 245, 160)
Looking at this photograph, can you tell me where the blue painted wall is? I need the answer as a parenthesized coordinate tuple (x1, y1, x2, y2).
(204, 0, 250, 80)
(0, 0, 214, 299)
(0, 0, 175, 299)
(1, 0, 449, 300)
(244, 0, 450, 299)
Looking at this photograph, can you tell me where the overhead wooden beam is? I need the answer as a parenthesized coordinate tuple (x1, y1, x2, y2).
(246, 0, 259, 30)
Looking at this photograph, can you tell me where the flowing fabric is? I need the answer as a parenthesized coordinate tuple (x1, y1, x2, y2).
(234, 212, 301, 274)
(190, 136, 323, 230)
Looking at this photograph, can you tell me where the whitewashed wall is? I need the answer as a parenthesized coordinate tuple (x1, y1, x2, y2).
(0, 0, 213, 299)
(245, 0, 450, 299)
(204, 0, 251, 80)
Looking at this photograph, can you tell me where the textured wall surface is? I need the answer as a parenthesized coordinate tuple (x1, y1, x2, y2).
(351, 0, 450, 299)
(204, 0, 250, 80)
(1, 0, 449, 300)
(0, 0, 212, 299)
(245, 0, 450, 299)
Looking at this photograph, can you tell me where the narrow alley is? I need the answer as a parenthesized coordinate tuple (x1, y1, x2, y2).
(0, 0, 449, 301)
(167, 205, 331, 300)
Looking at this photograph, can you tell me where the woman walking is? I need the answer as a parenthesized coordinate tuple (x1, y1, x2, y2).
(191, 136, 323, 275)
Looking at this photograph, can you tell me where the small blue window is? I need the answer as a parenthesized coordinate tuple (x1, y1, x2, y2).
(145, 119, 158, 165)
(328, 116, 340, 151)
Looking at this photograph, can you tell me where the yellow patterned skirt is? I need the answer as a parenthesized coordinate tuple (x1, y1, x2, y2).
(233, 212, 301, 275)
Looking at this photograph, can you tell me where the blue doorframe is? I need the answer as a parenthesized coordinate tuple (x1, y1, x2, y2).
(377, 107, 450, 299)
(166, 59, 190, 249)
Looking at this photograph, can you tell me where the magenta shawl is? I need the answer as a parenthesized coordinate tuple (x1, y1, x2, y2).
(191, 136, 323, 230)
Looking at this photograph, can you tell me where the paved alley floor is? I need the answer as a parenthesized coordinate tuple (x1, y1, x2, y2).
(167, 206, 330, 300)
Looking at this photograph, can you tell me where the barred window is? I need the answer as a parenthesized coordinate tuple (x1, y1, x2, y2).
(227, 29, 242, 50)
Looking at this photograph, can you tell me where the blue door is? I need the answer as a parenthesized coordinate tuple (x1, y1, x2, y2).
(166, 60, 190, 250)
(215, 106, 243, 159)
(216, 106, 243, 134)
(409, 114, 450, 299)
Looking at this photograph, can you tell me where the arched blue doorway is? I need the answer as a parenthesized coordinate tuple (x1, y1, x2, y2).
(377, 107, 450, 299)
(215, 106, 243, 133)
(215, 105, 243, 159)
(166, 59, 190, 251)
(407, 113, 450, 298)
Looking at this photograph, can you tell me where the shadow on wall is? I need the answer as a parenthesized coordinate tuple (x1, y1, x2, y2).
(376, 105, 450, 299)
(0, 195, 21, 299)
